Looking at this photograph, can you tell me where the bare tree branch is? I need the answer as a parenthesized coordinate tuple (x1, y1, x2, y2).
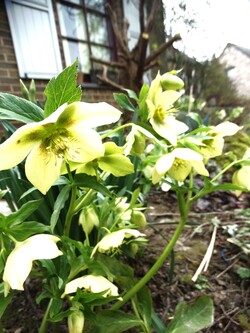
(90, 56, 126, 69)
(145, 33, 182, 66)
(105, 3, 130, 58)
(96, 65, 124, 90)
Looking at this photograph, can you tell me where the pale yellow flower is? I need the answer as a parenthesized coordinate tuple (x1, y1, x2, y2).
(0, 102, 121, 194)
(152, 147, 209, 184)
(146, 73, 188, 145)
(63, 275, 119, 298)
(199, 121, 242, 159)
(3, 234, 62, 294)
(91, 229, 145, 257)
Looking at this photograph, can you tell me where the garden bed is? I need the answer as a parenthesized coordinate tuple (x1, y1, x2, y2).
(1, 190, 250, 332)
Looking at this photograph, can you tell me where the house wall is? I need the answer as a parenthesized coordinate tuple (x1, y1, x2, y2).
(219, 44, 250, 99)
(0, 1, 118, 106)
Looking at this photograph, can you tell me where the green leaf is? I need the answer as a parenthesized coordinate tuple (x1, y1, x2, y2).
(5, 199, 42, 228)
(0, 93, 44, 123)
(113, 93, 136, 112)
(165, 295, 214, 333)
(44, 60, 82, 117)
(152, 310, 166, 333)
(0, 287, 13, 319)
(137, 286, 152, 332)
(50, 185, 71, 232)
(99, 155, 134, 177)
(90, 310, 143, 333)
(73, 174, 112, 198)
(123, 89, 139, 101)
(7, 221, 50, 241)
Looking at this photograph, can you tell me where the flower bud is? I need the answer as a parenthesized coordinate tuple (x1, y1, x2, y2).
(130, 131, 146, 157)
(131, 210, 147, 228)
(160, 73, 184, 91)
(68, 310, 84, 333)
(79, 206, 99, 235)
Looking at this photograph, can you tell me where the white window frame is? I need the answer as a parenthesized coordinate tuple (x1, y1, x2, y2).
(5, 0, 63, 79)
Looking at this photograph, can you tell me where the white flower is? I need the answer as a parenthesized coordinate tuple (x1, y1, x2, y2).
(62, 275, 119, 298)
(3, 234, 62, 294)
(91, 229, 145, 257)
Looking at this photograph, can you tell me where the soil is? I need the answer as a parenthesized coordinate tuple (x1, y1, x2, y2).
(1, 190, 250, 333)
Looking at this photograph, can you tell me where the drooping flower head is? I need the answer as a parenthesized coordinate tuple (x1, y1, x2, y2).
(152, 147, 209, 184)
(199, 121, 242, 159)
(62, 275, 119, 298)
(232, 148, 250, 195)
(146, 73, 188, 145)
(0, 102, 121, 194)
(3, 234, 62, 295)
(91, 229, 145, 257)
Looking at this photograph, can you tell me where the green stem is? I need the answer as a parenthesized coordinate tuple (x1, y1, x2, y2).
(64, 185, 77, 237)
(111, 190, 188, 310)
(101, 123, 133, 140)
(38, 298, 53, 333)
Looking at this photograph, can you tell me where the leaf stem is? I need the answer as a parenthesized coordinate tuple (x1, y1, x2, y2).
(38, 298, 53, 333)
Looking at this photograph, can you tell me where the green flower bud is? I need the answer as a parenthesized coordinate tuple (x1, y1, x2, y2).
(131, 210, 147, 228)
(68, 310, 84, 333)
(130, 131, 146, 157)
(160, 73, 184, 91)
(79, 206, 99, 235)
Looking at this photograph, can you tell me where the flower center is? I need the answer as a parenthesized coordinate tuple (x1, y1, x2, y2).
(44, 129, 81, 161)
(153, 106, 165, 122)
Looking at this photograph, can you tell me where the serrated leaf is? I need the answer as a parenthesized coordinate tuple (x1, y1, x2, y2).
(44, 60, 82, 117)
(113, 93, 136, 112)
(0, 93, 44, 123)
(165, 295, 214, 333)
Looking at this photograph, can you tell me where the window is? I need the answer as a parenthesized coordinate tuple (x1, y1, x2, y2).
(56, 0, 115, 82)
(5, 0, 63, 79)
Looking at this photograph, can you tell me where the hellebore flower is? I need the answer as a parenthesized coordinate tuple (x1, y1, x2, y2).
(3, 234, 62, 294)
(199, 121, 242, 159)
(146, 73, 188, 145)
(91, 229, 145, 257)
(152, 147, 209, 184)
(62, 275, 119, 298)
(0, 102, 121, 194)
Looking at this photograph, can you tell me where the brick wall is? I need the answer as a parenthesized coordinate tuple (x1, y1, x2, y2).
(0, 1, 119, 106)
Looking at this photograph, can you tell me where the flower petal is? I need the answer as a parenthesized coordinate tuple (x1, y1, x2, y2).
(152, 153, 175, 184)
(0, 122, 46, 170)
(150, 116, 188, 145)
(57, 102, 122, 129)
(191, 160, 209, 177)
(3, 248, 32, 290)
(25, 144, 63, 194)
(3, 234, 62, 291)
(91, 229, 145, 257)
(23, 234, 62, 260)
(213, 121, 242, 137)
(68, 128, 105, 162)
(173, 148, 203, 161)
(63, 275, 119, 297)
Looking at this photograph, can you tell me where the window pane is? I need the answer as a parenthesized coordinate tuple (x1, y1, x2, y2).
(57, 3, 87, 40)
(62, 40, 90, 73)
(92, 45, 110, 61)
(85, 0, 105, 12)
(87, 13, 108, 44)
